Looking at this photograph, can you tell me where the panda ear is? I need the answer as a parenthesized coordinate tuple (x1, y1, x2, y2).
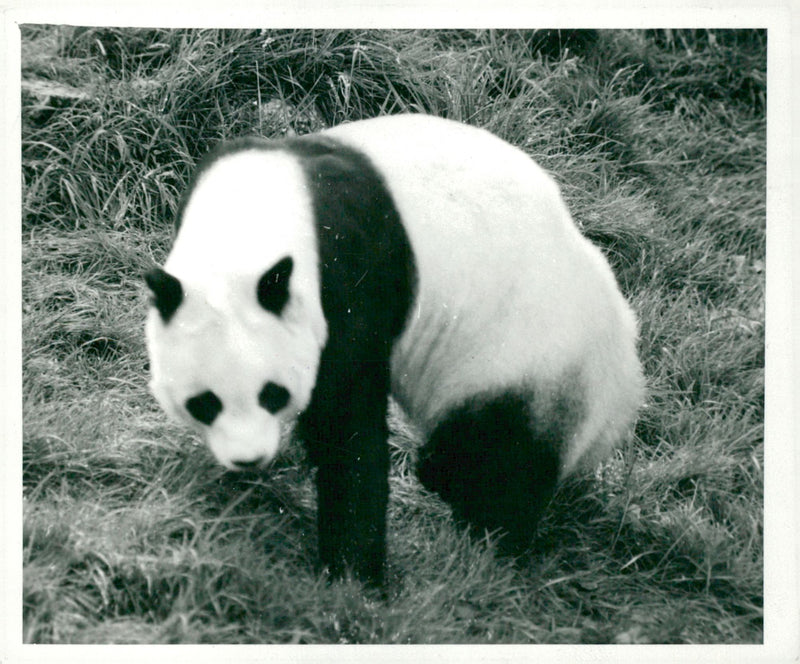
(257, 256, 293, 315)
(145, 268, 183, 324)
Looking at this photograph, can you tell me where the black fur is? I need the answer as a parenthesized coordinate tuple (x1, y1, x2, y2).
(417, 393, 563, 556)
(185, 390, 223, 426)
(257, 256, 293, 315)
(259, 381, 290, 414)
(287, 135, 417, 586)
(145, 268, 183, 324)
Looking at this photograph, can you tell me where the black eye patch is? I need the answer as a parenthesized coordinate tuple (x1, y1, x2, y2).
(185, 390, 223, 425)
(259, 382, 290, 414)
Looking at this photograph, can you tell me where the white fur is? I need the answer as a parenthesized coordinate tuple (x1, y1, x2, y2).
(323, 115, 644, 475)
(147, 114, 644, 476)
(146, 150, 327, 469)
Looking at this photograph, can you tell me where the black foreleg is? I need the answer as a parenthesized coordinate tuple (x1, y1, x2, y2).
(315, 438, 389, 585)
(299, 361, 391, 587)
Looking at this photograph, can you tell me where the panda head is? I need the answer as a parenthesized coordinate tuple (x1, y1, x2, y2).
(145, 147, 327, 471)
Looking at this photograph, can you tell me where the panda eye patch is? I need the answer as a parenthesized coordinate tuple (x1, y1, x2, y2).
(185, 390, 223, 425)
(259, 382, 290, 414)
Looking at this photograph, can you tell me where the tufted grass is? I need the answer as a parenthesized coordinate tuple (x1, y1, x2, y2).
(20, 27, 765, 644)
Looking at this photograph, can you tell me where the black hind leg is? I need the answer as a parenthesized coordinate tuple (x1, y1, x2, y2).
(417, 394, 561, 555)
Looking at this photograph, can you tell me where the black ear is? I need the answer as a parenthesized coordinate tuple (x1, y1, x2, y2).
(257, 256, 293, 315)
(145, 268, 183, 324)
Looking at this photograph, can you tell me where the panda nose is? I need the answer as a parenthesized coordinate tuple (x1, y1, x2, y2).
(231, 456, 265, 471)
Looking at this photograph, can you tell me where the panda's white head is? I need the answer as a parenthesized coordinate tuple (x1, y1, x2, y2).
(145, 147, 327, 470)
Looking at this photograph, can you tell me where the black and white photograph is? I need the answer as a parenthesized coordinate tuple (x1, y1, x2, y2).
(4, 1, 797, 660)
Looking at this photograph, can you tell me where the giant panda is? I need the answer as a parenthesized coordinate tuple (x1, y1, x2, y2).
(145, 113, 645, 586)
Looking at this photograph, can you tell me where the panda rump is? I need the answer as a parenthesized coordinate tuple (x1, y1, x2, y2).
(145, 113, 645, 586)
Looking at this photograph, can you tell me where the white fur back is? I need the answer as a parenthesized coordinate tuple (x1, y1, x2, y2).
(324, 115, 644, 475)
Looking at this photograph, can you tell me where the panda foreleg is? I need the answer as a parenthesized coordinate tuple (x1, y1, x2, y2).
(299, 360, 392, 587)
(417, 394, 561, 555)
(315, 448, 389, 586)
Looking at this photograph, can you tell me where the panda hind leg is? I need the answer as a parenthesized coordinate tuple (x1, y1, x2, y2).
(417, 394, 561, 555)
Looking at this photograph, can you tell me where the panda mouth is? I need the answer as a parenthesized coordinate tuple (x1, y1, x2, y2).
(229, 456, 267, 471)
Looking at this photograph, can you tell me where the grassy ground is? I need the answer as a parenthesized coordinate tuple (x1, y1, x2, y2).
(20, 27, 765, 644)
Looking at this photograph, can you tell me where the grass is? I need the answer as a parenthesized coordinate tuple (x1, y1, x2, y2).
(20, 27, 765, 644)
